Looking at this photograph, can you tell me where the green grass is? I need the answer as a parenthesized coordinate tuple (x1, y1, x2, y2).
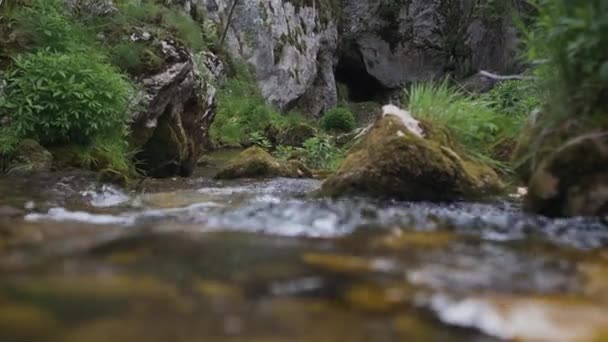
(406, 80, 525, 172)
(211, 61, 313, 147)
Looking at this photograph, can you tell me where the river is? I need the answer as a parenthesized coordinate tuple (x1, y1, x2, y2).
(0, 150, 607, 341)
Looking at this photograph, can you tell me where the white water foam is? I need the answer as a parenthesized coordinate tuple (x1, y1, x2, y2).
(430, 294, 606, 341)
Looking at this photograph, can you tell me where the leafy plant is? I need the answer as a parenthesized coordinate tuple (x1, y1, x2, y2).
(321, 107, 356, 133)
(486, 79, 542, 117)
(406, 79, 524, 171)
(210, 63, 308, 146)
(300, 136, 343, 170)
(116, 0, 206, 51)
(9, 0, 94, 53)
(525, 0, 608, 117)
(248, 131, 273, 150)
(0, 49, 133, 145)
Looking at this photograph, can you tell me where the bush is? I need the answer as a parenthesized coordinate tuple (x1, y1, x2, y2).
(117, 0, 206, 51)
(300, 136, 343, 170)
(109, 41, 165, 75)
(406, 80, 524, 171)
(321, 107, 356, 132)
(486, 80, 542, 117)
(0, 49, 133, 145)
(275, 136, 344, 171)
(210, 64, 301, 146)
(9, 0, 93, 53)
(526, 0, 608, 117)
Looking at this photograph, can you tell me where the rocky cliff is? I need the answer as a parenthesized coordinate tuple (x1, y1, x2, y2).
(186, 0, 520, 115)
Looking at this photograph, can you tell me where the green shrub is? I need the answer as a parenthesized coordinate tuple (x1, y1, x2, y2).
(211, 64, 290, 146)
(116, 0, 206, 51)
(109, 41, 165, 75)
(321, 107, 356, 132)
(300, 136, 343, 170)
(248, 131, 273, 150)
(0, 50, 133, 145)
(526, 0, 608, 117)
(9, 0, 93, 53)
(486, 80, 542, 117)
(406, 80, 524, 171)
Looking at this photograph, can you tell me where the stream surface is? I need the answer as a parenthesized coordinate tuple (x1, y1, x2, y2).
(1, 151, 608, 341)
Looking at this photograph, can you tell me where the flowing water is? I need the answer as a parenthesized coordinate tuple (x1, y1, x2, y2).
(1, 151, 608, 342)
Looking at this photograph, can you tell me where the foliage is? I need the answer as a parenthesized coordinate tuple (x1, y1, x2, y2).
(87, 132, 138, 176)
(109, 41, 165, 75)
(211, 62, 311, 146)
(525, 0, 608, 117)
(0, 126, 19, 155)
(211, 76, 283, 145)
(486, 79, 542, 117)
(248, 131, 273, 150)
(406, 80, 524, 171)
(116, 0, 206, 51)
(321, 107, 356, 133)
(300, 136, 343, 170)
(275, 136, 343, 171)
(0, 49, 132, 145)
(8, 0, 94, 53)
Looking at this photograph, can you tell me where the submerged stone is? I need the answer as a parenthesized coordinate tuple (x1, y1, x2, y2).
(215, 146, 312, 180)
(319, 115, 503, 201)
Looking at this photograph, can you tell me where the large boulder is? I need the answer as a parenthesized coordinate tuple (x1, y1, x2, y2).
(319, 110, 503, 201)
(524, 133, 608, 218)
(130, 37, 222, 178)
(215, 146, 312, 180)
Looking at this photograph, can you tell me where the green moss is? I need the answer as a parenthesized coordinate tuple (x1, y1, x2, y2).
(215, 146, 312, 179)
(319, 116, 504, 201)
(5, 139, 53, 175)
(524, 133, 608, 217)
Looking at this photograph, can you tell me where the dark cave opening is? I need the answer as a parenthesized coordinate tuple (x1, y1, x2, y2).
(335, 52, 392, 103)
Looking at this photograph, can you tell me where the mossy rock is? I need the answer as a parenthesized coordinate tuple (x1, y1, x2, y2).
(215, 146, 312, 180)
(524, 133, 608, 217)
(319, 116, 503, 201)
(6, 140, 53, 175)
(265, 123, 316, 147)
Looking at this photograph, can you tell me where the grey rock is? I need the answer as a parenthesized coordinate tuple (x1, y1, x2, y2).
(131, 39, 222, 178)
(340, 0, 520, 89)
(198, 0, 339, 117)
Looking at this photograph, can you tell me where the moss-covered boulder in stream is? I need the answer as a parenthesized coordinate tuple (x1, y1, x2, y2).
(6, 140, 53, 175)
(524, 133, 608, 218)
(319, 115, 503, 201)
(215, 146, 312, 180)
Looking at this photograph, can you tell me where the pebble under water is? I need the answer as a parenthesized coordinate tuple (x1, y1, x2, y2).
(1, 166, 608, 341)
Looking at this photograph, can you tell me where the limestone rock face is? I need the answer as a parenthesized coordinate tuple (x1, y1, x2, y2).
(215, 146, 312, 180)
(339, 0, 519, 89)
(195, 0, 339, 117)
(524, 133, 608, 218)
(319, 115, 503, 201)
(131, 39, 221, 178)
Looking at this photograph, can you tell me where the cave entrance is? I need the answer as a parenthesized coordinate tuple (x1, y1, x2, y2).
(335, 51, 392, 103)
